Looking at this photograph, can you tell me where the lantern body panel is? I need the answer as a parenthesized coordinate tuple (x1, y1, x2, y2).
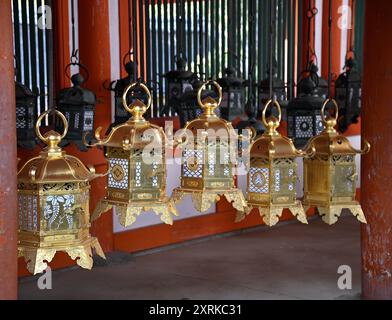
(15, 82, 38, 150)
(56, 80, 97, 151)
(287, 94, 325, 148)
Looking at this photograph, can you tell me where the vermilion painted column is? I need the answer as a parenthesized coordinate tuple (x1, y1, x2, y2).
(361, 0, 392, 300)
(322, 0, 342, 90)
(77, 0, 114, 252)
(0, 0, 18, 300)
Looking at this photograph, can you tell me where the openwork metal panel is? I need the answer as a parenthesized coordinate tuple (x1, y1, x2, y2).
(128, 0, 299, 117)
(11, 0, 53, 115)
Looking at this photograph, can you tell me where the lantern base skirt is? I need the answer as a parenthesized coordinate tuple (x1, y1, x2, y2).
(92, 197, 179, 227)
(171, 188, 247, 213)
(237, 201, 308, 227)
(304, 201, 367, 225)
(18, 236, 105, 275)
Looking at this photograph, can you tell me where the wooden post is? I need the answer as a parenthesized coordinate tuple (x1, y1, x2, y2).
(0, 0, 18, 300)
(361, 0, 392, 300)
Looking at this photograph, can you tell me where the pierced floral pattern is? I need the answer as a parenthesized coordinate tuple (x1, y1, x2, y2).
(44, 194, 76, 230)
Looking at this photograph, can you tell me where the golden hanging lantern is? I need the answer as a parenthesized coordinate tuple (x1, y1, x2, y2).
(88, 82, 178, 226)
(171, 80, 247, 213)
(237, 100, 310, 226)
(17, 110, 105, 275)
(302, 98, 370, 225)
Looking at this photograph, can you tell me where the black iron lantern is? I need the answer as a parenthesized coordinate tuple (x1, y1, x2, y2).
(56, 67, 97, 151)
(217, 67, 245, 121)
(335, 57, 361, 132)
(15, 81, 38, 150)
(258, 63, 287, 112)
(162, 57, 195, 116)
(287, 76, 325, 148)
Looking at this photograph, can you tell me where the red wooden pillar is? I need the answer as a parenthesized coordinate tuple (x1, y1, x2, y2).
(361, 0, 392, 300)
(77, 0, 114, 252)
(301, 0, 315, 72)
(321, 0, 342, 91)
(0, 0, 18, 299)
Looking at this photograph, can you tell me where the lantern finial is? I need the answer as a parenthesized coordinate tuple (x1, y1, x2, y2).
(122, 82, 152, 122)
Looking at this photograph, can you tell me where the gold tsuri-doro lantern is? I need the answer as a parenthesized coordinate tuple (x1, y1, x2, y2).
(171, 80, 247, 213)
(238, 100, 310, 226)
(303, 99, 370, 225)
(17, 110, 105, 275)
(89, 82, 178, 226)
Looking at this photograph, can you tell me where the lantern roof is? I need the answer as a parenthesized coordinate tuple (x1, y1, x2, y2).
(57, 73, 96, 106)
(251, 100, 303, 159)
(88, 83, 165, 149)
(18, 110, 100, 184)
(15, 81, 36, 100)
(217, 67, 245, 88)
(303, 99, 370, 156)
(164, 57, 194, 80)
(183, 81, 236, 136)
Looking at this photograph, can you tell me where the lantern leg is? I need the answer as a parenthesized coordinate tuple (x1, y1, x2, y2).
(149, 199, 179, 225)
(18, 247, 57, 275)
(191, 192, 220, 212)
(91, 200, 113, 222)
(235, 205, 252, 223)
(66, 237, 106, 270)
(289, 201, 309, 225)
(115, 205, 142, 227)
(318, 203, 367, 225)
(224, 190, 247, 212)
(258, 207, 284, 227)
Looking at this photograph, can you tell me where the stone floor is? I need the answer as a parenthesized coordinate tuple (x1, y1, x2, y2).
(18, 214, 362, 300)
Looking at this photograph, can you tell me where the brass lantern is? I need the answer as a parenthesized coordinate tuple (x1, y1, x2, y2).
(171, 81, 247, 213)
(237, 100, 309, 227)
(88, 82, 178, 227)
(17, 110, 105, 275)
(302, 99, 370, 225)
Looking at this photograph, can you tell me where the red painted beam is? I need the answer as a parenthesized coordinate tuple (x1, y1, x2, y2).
(0, 0, 18, 300)
(361, 0, 392, 300)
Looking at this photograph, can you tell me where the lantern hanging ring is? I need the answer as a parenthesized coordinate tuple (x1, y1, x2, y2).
(197, 80, 223, 108)
(122, 82, 152, 115)
(65, 61, 90, 83)
(321, 98, 339, 123)
(262, 99, 282, 128)
(35, 109, 68, 144)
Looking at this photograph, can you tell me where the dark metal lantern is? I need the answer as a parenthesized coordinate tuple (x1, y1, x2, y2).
(287, 76, 325, 148)
(56, 73, 96, 151)
(335, 57, 361, 132)
(217, 67, 245, 121)
(15, 81, 38, 150)
(258, 64, 287, 112)
(162, 57, 195, 116)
